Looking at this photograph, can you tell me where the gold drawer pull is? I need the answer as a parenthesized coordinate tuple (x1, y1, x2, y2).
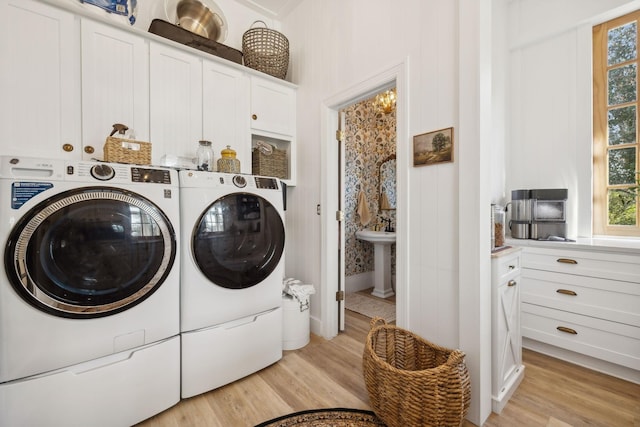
(556, 289, 577, 296)
(557, 326, 577, 335)
(508, 280, 517, 287)
(557, 258, 577, 264)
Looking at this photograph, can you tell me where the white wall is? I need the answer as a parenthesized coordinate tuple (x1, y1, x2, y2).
(282, 0, 460, 346)
(506, 0, 640, 238)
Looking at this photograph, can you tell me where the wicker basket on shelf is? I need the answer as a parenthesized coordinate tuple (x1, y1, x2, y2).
(363, 317, 471, 427)
(252, 146, 287, 179)
(242, 20, 289, 79)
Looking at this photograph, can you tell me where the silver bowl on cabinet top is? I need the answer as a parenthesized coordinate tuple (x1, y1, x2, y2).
(176, 0, 223, 41)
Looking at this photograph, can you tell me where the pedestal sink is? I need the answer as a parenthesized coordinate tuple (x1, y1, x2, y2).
(355, 230, 396, 298)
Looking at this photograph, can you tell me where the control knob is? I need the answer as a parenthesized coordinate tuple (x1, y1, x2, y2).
(232, 175, 247, 188)
(90, 164, 115, 181)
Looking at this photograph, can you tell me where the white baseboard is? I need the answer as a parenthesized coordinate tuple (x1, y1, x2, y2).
(345, 272, 373, 293)
(345, 272, 396, 293)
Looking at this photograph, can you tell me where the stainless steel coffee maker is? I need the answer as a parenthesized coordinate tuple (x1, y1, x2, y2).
(509, 188, 568, 240)
(530, 188, 568, 240)
(510, 189, 531, 239)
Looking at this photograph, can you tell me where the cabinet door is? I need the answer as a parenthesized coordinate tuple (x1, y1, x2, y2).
(150, 42, 203, 165)
(0, 0, 81, 159)
(81, 19, 149, 161)
(202, 60, 250, 173)
(250, 76, 295, 136)
(494, 280, 521, 391)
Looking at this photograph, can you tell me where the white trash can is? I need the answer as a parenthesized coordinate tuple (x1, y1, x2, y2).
(282, 294, 310, 350)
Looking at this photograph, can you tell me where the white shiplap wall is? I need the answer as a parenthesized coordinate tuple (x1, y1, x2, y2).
(282, 0, 460, 345)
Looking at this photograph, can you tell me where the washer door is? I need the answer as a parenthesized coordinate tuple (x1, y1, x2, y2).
(192, 192, 285, 289)
(4, 187, 176, 318)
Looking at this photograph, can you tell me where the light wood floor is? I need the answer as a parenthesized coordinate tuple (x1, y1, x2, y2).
(138, 310, 640, 427)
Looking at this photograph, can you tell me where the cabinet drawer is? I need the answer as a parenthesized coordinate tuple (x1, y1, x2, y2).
(492, 248, 521, 284)
(522, 247, 640, 283)
(521, 269, 640, 327)
(522, 303, 640, 370)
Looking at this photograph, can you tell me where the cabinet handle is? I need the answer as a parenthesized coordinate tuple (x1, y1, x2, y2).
(556, 289, 577, 296)
(508, 280, 517, 287)
(508, 264, 515, 270)
(62, 144, 74, 152)
(557, 326, 577, 335)
(84, 145, 95, 154)
(557, 258, 577, 265)
(252, 114, 258, 120)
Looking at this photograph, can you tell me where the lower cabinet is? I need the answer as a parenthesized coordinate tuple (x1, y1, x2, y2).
(520, 246, 640, 384)
(491, 247, 525, 413)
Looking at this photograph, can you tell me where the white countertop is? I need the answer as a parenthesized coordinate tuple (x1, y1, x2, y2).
(505, 236, 640, 254)
(490, 245, 522, 259)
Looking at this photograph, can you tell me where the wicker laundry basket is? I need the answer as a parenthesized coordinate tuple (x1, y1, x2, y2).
(363, 317, 471, 427)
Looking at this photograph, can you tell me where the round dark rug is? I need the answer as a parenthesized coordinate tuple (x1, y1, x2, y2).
(254, 408, 386, 427)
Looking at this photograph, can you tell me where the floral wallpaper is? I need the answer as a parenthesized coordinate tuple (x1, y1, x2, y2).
(343, 91, 397, 277)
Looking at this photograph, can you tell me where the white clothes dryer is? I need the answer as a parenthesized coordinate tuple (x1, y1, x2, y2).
(0, 156, 181, 426)
(179, 170, 285, 398)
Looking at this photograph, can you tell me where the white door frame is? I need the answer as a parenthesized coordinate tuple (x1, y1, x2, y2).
(319, 59, 409, 339)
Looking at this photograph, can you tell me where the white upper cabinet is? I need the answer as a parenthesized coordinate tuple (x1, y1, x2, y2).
(149, 42, 203, 165)
(81, 18, 149, 161)
(250, 76, 296, 137)
(0, 0, 81, 159)
(202, 60, 250, 173)
(249, 75, 297, 184)
(0, 0, 297, 180)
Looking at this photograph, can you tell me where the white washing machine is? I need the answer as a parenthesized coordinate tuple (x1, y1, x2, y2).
(179, 170, 285, 398)
(0, 156, 181, 426)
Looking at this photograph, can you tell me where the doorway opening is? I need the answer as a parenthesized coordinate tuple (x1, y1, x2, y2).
(341, 89, 397, 328)
(319, 61, 407, 338)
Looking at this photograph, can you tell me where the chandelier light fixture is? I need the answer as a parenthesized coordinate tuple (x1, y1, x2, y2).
(374, 88, 397, 114)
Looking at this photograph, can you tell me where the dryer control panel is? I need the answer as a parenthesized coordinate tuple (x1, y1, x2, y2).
(254, 177, 279, 190)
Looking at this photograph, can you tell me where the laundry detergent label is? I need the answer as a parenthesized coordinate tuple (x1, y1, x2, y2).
(81, 0, 128, 16)
(11, 182, 53, 209)
(81, 0, 137, 25)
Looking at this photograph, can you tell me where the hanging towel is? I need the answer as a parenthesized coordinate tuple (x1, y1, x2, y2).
(357, 191, 372, 226)
(380, 192, 392, 210)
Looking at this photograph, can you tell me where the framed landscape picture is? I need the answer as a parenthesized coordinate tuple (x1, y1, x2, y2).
(413, 127, 454, 166)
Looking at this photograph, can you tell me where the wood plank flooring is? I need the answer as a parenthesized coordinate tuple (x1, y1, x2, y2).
(137, 310, 640, 427)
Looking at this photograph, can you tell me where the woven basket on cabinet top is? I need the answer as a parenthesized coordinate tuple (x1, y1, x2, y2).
(103, 136, 151, 165)
(363, 317, 471, 427)
(242, 20, 289, 79)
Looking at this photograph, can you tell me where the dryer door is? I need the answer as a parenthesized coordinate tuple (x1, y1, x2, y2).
(192, 192, 285, 289)
(4, 187, 176, 318)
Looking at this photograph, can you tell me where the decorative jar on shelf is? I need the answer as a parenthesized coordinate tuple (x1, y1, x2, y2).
(217, 145, 241, 173)
(196, 140, 214, 171)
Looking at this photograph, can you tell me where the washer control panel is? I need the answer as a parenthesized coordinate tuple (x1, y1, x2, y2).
(131, 167, 172, 184)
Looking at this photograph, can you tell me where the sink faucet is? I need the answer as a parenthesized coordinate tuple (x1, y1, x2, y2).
(382, 218, 393, 232)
